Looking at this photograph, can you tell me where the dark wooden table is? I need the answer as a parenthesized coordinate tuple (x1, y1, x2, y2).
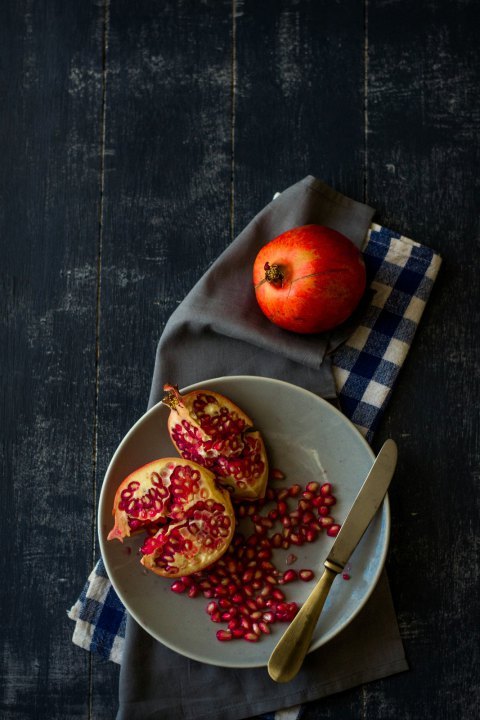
(1, 1, 479, 718)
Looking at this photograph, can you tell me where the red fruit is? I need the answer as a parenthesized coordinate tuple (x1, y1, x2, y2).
(253, 225, 366, 334)
(163, 384, 269, 500)
(107, 458, 235, 578)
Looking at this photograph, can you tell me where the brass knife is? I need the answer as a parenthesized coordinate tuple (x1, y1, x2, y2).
(268, 438, 398, 683)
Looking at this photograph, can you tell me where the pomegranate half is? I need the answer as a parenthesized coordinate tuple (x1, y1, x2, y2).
(253, 224, 366, 334)
(107, 457, 235, 577)
(163, 384, 269, 500)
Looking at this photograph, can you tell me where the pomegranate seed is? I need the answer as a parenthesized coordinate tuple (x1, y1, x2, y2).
(187, 585, 199, 598)
(342, 573, 351, 580)
(318, 505, 329, 516)
(277, 500, 288, 516)
(299, 569, 314, 581)
(206, 601, 217, 615)
(306, 481, 320, 493)
(282, 569, 298, 583)
(327, 524, 341, 537)
(320, 483, 332, 496)
(244, 632, 259, 642)
(288, 484, 302, 497)
(232, 628, 245, 638)
(323, 495, 336, 506)
(171, 581, 186, 593)
(305, 528, 318, 543)
(271, 533, 283, 547)
(320, 516, 334, 527)
(240, 617, 252, 630)
(290, 533, 303, 546)
(216, 630, 233, 641)
(259, 621, 271, 634)
(286, 553, 297, 565)
(271, 468, 285, 480)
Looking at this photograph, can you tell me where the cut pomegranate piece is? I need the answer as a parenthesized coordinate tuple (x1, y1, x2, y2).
(162, 384, 269, 500)
(107, 458, 235, 578)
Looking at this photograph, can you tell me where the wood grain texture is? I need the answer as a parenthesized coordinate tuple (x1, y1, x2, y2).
(1, 0, 479, 718)
(0, 0, 104, 718)
(361, 2, 480, 719)
(233, 0, 367, 234)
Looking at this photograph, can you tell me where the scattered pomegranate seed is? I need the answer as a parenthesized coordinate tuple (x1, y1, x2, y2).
(342, 573, 351, 581)
(168, 472, 340, 643)
(271, 468, 285, 480)
(327, 524, 341, 537)
(299, 569, 314, 582)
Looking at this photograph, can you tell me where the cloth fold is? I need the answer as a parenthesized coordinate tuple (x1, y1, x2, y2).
(148, 176, 375, 405)
(69, 178, 442, 720)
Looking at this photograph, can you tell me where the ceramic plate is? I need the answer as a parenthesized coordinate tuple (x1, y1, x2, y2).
(98, 376, 390, 668)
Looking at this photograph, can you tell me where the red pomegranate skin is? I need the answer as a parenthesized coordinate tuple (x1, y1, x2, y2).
(253, 225, 366, 334)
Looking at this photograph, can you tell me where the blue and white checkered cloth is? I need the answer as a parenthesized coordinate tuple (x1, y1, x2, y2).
(68, 222, 441, 717)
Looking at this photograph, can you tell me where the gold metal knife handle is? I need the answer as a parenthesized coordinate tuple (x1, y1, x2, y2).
(267, 564, 340, 683)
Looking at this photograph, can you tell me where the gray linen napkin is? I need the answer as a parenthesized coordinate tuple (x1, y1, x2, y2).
(117, 176, 408, 720)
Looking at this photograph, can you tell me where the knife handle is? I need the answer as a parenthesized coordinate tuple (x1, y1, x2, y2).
(267, 564, 339, 683)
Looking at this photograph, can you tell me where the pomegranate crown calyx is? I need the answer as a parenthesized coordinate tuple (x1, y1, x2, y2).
(162, 384, 183, 410)
(264, 262, 284, 286)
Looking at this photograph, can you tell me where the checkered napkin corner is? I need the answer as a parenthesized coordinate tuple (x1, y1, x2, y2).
(68, 223, 441, 670)
(333, 223, 442, 441)
(67, 557, 126, 664)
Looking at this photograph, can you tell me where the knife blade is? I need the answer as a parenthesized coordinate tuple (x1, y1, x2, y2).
(267, 438, 398, 683)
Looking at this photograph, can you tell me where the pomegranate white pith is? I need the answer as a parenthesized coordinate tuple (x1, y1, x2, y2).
(162, 384, 269, 500)
(107, 458, 235, 578)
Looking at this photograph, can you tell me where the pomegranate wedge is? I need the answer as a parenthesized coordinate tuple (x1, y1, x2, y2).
(107, 458, 235, 577)
(163, 384, 269, 500)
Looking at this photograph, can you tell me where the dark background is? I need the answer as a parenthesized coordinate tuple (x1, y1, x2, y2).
(1, 1, 479, 718)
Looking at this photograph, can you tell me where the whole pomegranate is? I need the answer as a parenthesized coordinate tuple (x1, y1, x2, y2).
(107, 457, 235, 577)
(253, 224, 366, 334)
(163, 384, 268, 500)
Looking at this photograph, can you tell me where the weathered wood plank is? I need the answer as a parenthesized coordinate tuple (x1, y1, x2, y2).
(0, 0, 104, 718)
(91, 0, 233, 715)
(233, 0, 367, 236)
(365, 1, 480, 719)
